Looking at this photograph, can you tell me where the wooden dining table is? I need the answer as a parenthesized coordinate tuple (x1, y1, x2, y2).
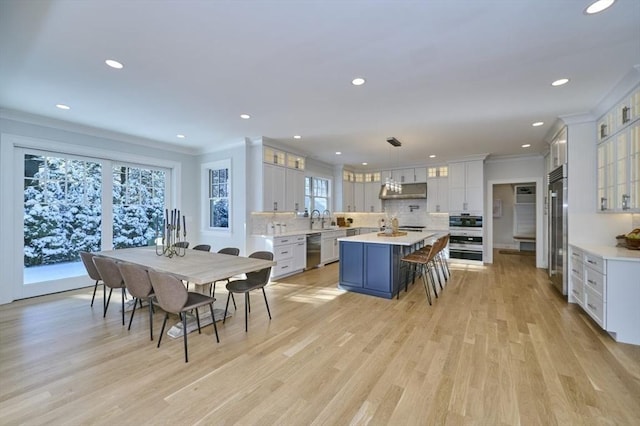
(97, 246, 276, 293)
(97, 246, 276, 337)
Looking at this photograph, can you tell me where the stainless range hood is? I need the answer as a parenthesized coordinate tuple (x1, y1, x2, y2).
(378, 182, 427, 200)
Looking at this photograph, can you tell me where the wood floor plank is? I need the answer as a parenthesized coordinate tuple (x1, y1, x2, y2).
(1, 251, 639, 425)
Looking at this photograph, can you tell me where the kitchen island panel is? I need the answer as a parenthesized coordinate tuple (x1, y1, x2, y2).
(340, 242, 364, 288)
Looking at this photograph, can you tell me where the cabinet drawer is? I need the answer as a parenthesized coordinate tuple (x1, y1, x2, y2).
(583, 253, 605, 274)
(274, 244, 294, 260)
(273, 259, 294, 277)
(294, 235, 306, 243)
(274, 236, 294, 246)
(570, 247, 583, 263)
(584, 267, 605, 299)
(569, 261, 584, 281)
(570, 275, 584, 306)
(584, 286, 605, 328)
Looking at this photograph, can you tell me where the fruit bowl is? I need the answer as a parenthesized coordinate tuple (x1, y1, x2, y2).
(625, 228, 640, 249)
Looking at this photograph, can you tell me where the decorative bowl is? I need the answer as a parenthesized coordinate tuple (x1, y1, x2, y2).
(625, 236, 640, 249)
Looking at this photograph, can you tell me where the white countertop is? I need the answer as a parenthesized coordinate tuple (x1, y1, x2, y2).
(252, 227, 355, 238)
(338, 231, 439, 246)
(571, 243, 640, 262)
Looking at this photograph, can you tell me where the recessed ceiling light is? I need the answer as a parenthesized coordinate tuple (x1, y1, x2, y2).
(585, 0, 616, 15)
(551, 78, 570, 86)
(336, 151, 342, 155)
(429, 154, 436, 158)
(532, 121, 544, 127)
(362, 162, 368, 166)
(176, 134, 185, 139)
(351, 77, 366, 86)
(240, 114, 251, 119)
(293, 135, 301, 139)
(55, 104, 70, 110)
(522, 144, 531, 148)
(105, 59, 123, 69)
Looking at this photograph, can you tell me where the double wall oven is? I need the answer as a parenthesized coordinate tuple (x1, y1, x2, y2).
(449, 214, 483, 262)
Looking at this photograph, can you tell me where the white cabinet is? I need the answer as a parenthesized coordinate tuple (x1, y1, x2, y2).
(342, 170, 355, 212)
(596, 83, 640, 213)
(389, 167, 427, 183)
(263, 163, 286, 211)
(427, 176, 448, 213)
(364, 181, 382, 212)
(285, 168, 305, 213)
(271, 234, 306, 278)
(321, 229, 346, 264)
(353, 182, 365, 212)
(448, 160, 484, 214)
(549, 127, 567, 170)
(259, 146, 306, 212)
(568, 245, 640, 345)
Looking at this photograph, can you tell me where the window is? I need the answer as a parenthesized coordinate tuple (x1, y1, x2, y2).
(305, 176, 330, 212)
(24, 154, 103, 267)
(206, 161, 230, 229)
(112, 165, 166, 248)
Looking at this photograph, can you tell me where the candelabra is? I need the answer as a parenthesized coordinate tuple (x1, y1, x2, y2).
(156, 208, 187, 258)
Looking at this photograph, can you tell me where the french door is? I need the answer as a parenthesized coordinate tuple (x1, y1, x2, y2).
(18, 148, 170, 298)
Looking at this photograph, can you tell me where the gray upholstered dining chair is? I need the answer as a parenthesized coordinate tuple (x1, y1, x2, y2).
(212, 247, 241, 304)
(192, 244, 211, 251)
(223, 251, 274, 332)
(174, 241, 189, 249)
(118, 262, 155, 341)
(148, 270, 219, 363)
(80, 251, 102, 308)
(93, 256, 127, 326)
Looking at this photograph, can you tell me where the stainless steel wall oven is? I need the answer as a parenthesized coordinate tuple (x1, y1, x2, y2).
(449, 214, 483, 262)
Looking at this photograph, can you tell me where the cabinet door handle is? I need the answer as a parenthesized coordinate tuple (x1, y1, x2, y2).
(622, 106, 630, 124)
(600, 197, 607, 211)
(622, 194, 630, 210)
(436, 204, 440, 212)
(273, 202, 278, 211)
(295, 202, 299, 211)
(600, 124, 607, 139)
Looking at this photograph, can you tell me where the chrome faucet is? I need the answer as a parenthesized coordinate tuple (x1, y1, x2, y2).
(321, 209, 331, 229)
(310, 209, 321, 229)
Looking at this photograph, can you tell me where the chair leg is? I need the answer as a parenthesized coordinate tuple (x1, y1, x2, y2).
(104, 287, 113, 317)
(148, 299, 154, 341)
(182, 312, 189, 363)
(223, 293, 231, 324)
(211, 282, 216, 298)
(209, 304, 219, 343)
(428, 265, 439, 298)
(91, 280, 99, 307)
(262, 288, 272, 320)
(128, 297, 138, 330)
(158, 313, 168, 348)
(420, 265, 432, 305)
(231, 293, 237, 309)
(195, 308, 202, 334)
(121, 288, 126, 326)
(244, 293, 249, 332)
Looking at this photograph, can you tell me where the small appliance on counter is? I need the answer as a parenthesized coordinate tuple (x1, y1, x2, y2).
(336, 217, 346, 227)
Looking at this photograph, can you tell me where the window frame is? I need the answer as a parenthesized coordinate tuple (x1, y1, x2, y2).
(305, 176, 331, 213)
(202, 159, 232, 232)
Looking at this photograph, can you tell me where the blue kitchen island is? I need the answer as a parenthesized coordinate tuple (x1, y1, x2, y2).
(337, 231, 438, 299)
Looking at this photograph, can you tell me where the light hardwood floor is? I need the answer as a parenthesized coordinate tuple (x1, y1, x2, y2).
(1, 251, 639, 425)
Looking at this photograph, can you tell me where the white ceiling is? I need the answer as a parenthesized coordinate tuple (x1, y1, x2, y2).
(1, 0, 639, 170)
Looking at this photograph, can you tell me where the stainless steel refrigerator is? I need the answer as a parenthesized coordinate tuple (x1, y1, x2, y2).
(548, 164, 567, 295)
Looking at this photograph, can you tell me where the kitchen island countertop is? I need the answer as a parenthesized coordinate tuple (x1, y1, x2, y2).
(338, 231, 439, 246)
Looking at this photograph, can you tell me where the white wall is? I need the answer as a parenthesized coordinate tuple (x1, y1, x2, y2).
(198, 141, 249, 255)
(0, 114, 199, 304)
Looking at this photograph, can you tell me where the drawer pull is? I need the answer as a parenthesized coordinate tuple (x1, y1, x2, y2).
(282, 265, 288, 269)
(587, 303, 597, 311)
(587, 279, 596, 285)
(572, 289, 579, 296)
(572, 269, 579, 274)
(587, 260, 596, 265)
(281, 239, 289, 243)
